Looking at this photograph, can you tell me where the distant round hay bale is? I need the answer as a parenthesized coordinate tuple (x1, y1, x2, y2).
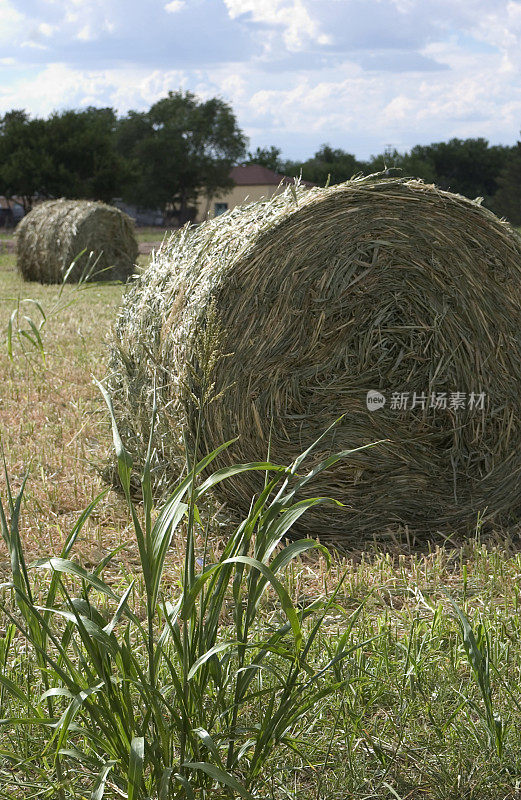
(16, 199, 138, 284)
(108, 176, 521, 544)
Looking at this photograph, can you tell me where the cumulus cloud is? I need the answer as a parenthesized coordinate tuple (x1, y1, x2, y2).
(223, 0, 331, 51)
(164, 0, 186, 12)
(38, 23, 55, 37)
(56, 0, 118, 42)
(0, 0, 25, 44)
(0, 63, 189, 118)
(1, 0, 521, 159)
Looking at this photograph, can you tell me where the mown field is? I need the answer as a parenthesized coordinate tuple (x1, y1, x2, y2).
(1, 244, 521, 799)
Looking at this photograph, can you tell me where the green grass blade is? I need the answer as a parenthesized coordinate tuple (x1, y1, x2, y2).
(22, 316, 45, 362)
(195, 461, 285, 497)
(264, 497, 340, 548)
(268, 538, 328, 572)
(187, 641, 240, 681)
(53, 684, 104, 759)
(127, 736, 144, 800)
(22, 298, 46, 324)
(148, 500, 187, 611)
(6, 309, 16, 360)
(173, 772, 195, 800)
(0, 673, 43, 713)
(158, 767, 174, 800)
(91, 759, 117, 800)
(182, 761, 254, 800)
(103, 581, 135, 636)
(95, 379, 133, 495)
(32, 558, 119, 601)
(60, 248, 87, 288)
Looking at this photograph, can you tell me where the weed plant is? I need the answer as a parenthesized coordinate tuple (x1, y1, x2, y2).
(0, 384, 374, 798)
(6, 250, 125, 368)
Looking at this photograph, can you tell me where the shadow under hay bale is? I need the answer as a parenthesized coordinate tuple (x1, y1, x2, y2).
(16, 199, 138, 284)
(108, 175, 521, 545)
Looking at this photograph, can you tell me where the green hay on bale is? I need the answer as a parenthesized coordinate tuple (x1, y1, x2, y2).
(107, 175, 521, 545)
(16, 199, 138, 284)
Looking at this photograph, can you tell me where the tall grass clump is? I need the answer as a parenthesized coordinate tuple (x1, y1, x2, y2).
(0, 389, 374, 798)
(6, 250, 118, 368)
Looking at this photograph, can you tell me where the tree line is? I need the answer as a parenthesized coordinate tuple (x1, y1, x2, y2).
(0, 91, 246, 224)
(2, 89, 521, 224)
(252, 141, 521, 224)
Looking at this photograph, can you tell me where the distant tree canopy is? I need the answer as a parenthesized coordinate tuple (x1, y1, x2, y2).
(284, 144, 362, 186)
(0, 111, 52, 212)
(0, 93, 246, 221)
(280, 138, 514, 216)
(0, 107, 126, 210)
(404, 138, 510, 203)
(245, 145, 284, 173)
(363, 147, 437, 184)
(44, 107, 127, 202)
(489, 139, 521, 225)
(116, 91, 247, 222)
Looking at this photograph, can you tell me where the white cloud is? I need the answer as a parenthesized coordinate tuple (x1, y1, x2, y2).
(2, 45, 521, 159)
(37, 22, 55, 37)
(49, 0, 118, 42)
(164, 0, 186, 12)
(21, 40, 49, 50)
(227, 42, 521, 155)
(1, 0, 521, 160)
(382, 94, 416, 122)
(219, 72, 247, 102)
(0, 0, 25, 44)
(223, 0, 330, 51)
(0, 63, 190, 118)
(76, 25, 94, 41)
(0, 64, 112, 115)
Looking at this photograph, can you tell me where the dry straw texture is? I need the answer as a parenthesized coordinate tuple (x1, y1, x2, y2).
(16, 199, 138, 284)
(108, 175, 521, 545)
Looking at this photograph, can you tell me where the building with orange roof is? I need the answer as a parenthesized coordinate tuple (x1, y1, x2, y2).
(195, 164, 313, 222)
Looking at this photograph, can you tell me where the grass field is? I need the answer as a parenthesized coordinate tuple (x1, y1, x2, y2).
(1, 250, 521, 798)
(0, 226, 172, 248)
(135, 225, 175, 242)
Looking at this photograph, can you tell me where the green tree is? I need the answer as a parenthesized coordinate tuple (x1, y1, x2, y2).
(0, 110, 52, 212)
(43, 107, 128, 202)
(405, 138, 510, 203)
(0, 107, 127, 209)
(117, 91, 247, 222)
(245, 145, 283, 172)
(362, 146, 436, 183)
(284, 144, 362, 186)
(491, 138, 521, 224)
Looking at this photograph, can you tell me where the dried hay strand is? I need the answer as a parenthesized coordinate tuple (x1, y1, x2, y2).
(108, 175, 521, 545)
(16, 199, 138, 284)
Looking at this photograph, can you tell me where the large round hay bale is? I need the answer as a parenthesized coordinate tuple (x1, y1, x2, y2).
(16, 199, 138, 284)
(108, 176, 521, 544)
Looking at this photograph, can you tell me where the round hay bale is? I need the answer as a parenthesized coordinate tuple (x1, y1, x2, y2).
(16, 199, 138, 284)
(108, 176, 521, 545)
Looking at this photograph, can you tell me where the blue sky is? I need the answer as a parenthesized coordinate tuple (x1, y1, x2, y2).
(2, 0, 521, 160)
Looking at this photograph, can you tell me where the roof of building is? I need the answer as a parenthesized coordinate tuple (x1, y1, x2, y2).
(230, 164, 314, 187)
